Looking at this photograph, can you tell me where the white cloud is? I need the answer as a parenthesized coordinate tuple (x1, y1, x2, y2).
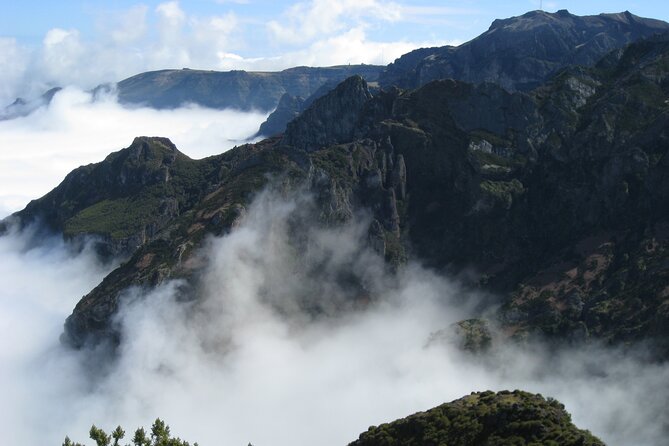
(108, 5, 149, 44)
(0, 38, 29, 104)
(156, 1, 187, 28)
(38, 29, 86, 86)
(267, 0, 402, 45)
(0, 87, 268, 218)
(217, 27, 453, 70)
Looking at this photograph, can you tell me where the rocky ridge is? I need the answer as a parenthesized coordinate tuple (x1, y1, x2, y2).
(380, 10, 669, 92)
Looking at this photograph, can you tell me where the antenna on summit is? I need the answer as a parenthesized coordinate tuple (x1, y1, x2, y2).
(540, 0, 543, 10)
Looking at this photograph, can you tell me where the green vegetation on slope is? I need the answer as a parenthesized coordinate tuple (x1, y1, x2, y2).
(351, 391, 604, 446)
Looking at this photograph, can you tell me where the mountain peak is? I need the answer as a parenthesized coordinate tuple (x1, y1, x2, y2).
(382, 9, 669, 92)
(124, 136, 183, 164)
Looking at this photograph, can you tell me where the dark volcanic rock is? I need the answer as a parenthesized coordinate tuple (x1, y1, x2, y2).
(380, 10, 669, 91)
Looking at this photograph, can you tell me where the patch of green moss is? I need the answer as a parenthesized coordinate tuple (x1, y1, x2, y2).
(480, 179, 525, 208)
(311, 145, 355, 186)
(64, 194, 160, 239)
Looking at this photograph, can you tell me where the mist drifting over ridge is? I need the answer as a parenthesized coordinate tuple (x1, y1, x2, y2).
(0, 87, 269, 218)
(1, 189, 668, 446)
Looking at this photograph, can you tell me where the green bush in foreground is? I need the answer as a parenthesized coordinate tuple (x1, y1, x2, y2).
(62, 419, 197, 446)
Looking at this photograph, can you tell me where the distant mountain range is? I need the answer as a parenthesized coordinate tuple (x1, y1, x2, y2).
(109, 64, 385, 111)
(3, 9, 669, 443)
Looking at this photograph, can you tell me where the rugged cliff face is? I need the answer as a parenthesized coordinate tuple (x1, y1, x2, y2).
(6, 24, 669, 357)
(380, 10, 669, 92)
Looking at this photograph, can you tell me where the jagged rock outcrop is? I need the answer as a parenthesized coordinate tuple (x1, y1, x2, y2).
(281, 76, 374, 151)
(380, 10, 669, 91)
(350, 390, 604, 446)
(256, 93, 305, 137)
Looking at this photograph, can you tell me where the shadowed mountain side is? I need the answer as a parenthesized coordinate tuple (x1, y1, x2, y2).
(380, 10, 669, 92)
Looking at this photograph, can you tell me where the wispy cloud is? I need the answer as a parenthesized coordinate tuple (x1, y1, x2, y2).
(397, 5, 482, 25)
(267, 0, 402, 45)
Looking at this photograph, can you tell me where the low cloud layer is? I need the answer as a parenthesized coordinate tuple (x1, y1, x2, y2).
(0, 87, 268, 217)
(1, 190, 667, 446)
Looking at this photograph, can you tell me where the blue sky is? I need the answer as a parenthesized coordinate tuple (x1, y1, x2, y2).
(0, 0, 668, 102)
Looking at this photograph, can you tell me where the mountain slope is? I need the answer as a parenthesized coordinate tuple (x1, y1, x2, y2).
(380, 10, 669, 92)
